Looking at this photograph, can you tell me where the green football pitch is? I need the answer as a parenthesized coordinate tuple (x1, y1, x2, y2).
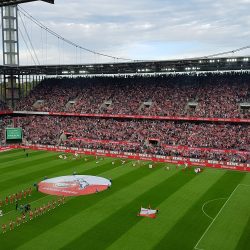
(0, 149, 250, 250)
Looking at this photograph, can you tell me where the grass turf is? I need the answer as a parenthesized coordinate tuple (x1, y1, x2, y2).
(0, 149, 249, 250)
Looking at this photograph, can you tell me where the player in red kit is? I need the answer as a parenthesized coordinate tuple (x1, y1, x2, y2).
(52, 200, 56, 209)
(29, 210, 33, 220)
(10, 195, 13, 204)
(5, 196, 9, 205)
(43, 204, 47, 213)
(22, 213, 26, 223)
(28, 187, 32, 196)
(57, 197, 61, 206)
(2, 223, 6, 233)
(9, 220, 14, 231)
(16, 216, 21, 226)
(40, 206, 43, 214)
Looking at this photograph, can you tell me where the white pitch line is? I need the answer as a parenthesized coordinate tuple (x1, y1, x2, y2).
(194, 247, 204, 250)
(194, 184, 242, 250)
(201, 197, 227, 220)
(238, 183, 250, 187)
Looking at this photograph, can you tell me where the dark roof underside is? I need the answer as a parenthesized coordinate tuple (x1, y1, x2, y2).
(0, 56, 249, 75)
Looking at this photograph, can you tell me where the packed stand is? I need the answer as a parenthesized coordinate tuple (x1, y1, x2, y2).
(15, 73, 250, 119)
(1, 116, 249, 163)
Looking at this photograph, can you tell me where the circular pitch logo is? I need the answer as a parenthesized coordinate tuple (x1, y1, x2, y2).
(38, 175, 111, 197)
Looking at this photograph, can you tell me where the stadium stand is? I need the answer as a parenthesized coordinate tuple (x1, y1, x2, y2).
(1, 116, 249, 163)
(15, 73, 250, 119)
(1, 72, 249, 165)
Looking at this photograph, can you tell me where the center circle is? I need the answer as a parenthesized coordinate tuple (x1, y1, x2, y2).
(38, 175, 112, 196)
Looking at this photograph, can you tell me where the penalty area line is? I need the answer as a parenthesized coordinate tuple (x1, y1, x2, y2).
(193, 184, 242, 250)
(238, 183, 250, 187)
(201, 197, 228, 220)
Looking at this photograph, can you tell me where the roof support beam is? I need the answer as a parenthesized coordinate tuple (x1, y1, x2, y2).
(0, 0, 54, 7)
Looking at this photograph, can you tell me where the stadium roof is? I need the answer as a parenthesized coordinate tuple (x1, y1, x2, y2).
(0, 0, 54, 7)
(0, 56, 250, 76)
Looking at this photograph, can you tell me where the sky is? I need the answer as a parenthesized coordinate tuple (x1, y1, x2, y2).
(2, 0, 250, 65)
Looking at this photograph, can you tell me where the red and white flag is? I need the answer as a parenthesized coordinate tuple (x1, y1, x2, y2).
(138, 207, 158, 219)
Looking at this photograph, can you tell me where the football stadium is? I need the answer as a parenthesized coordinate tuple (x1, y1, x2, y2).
(0, 1, 250, 250)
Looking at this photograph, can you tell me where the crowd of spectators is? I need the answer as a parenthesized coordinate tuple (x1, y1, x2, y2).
(2, 72, 249, 164)
(15, 73, 250, 119)
(1, 116, 249, 163)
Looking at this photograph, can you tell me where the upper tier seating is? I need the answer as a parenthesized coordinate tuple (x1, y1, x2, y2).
(15, 73, 250, 119)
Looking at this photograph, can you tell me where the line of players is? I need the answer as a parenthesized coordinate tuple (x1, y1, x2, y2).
(1, 196, 66, 233)
(58, 152, 82, 160)
(0, 188, 33, 208)
(62, 153, 202, 174)
(91, 155, 203, 174)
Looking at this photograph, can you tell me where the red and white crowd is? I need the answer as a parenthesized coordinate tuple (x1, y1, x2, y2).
(0, 72, 249, 164)
(1, 115, 249, 163)
(15, 73, 250, 118)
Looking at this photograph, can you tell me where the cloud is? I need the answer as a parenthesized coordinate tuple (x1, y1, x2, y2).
(1, 0, 250, 64)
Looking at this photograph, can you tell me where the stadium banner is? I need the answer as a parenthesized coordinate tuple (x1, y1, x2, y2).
(13, 111, 48, 115)
(12, 111, 250, 123)
(0, 146, 12, 152)
(0, 110, 13, 115)
(68, 138, 140, 146)
(55, 137, 250, 156)
(161, 144, 250, 155)
(3, 144, 250, 172)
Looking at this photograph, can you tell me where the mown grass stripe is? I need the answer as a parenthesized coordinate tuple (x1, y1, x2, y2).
(153, 170, 246, 250)
(107, 168, 226, 250)
(0, 154, 61, 174)
(0, 157, 112, 195)
(235, 213, 250, 250)
(196, 184, 250, 250)
(0, 154, 95, 182)
(0, 149, 30, 158)
(99, 162, 142, 180)
(0, 157, 94, 185)
(16, 166, 169, 250)
(0, 152, 56, 171)
(0, 161, 135, 225)
(0, 156, 108, 210)
(0, 163, 152, 249)
(0, 149, 21, 156)
(0, 149, 248, 250)
(0, 150, 48, 164)
(61, 169, 197, 250)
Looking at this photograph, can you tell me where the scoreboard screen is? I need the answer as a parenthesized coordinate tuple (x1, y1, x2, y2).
(5, 128, 23, 141)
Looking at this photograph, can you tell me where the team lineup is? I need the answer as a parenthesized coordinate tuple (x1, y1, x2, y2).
(0, 150, 203, 234)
